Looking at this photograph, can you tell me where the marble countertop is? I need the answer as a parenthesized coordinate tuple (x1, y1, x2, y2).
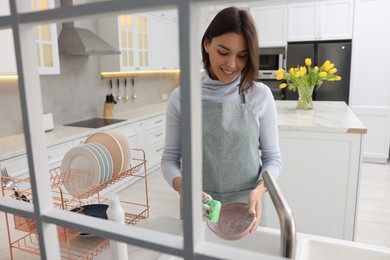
(0, 101, 366, 161)
(276, 101, 367, 134)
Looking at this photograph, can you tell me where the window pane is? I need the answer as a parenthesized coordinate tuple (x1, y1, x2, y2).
(144, 35, 148, 49)
(128, 32, 133, 48)
(38, 0, 48, 10)
(144, 52, 148, 66)
(137, 16, 142, 31)
(42, 44, 53, 67)
(139, 51, 143, 66)
(122, 50, 127, 66)
(143, 17, 147, 32)
(127, 15, 132, 29)
(41, 24, 51, 41)
(129, 51, 134, 66)
(120, 15, 126, 29)
(36, 44, 41, 66)
(121, 31, 126, 48)
(138, 33, 143, 49)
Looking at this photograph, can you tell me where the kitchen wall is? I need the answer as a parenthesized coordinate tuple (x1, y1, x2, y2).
(0, 9, 179, 139)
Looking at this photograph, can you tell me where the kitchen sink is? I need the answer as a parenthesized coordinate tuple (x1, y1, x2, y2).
(297, 237, 390, 260)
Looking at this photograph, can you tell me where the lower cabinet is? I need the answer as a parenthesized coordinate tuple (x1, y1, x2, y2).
(113, 113, 166, 173)
(0, 141, 74, 178)
(144, 114, 165, 172)
(0, 113, 167, 179)
(265, 130, 363, 241)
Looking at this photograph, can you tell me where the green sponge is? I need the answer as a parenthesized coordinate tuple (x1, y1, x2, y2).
(204, 199, 222, 222)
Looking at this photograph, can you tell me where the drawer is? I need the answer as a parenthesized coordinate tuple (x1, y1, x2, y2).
(47, 142, 73, 169)
(0, 154, 29, 178)
(144, 114, 165, 130)
(146, 139, 164, 169)
(145, 125, 165, 145)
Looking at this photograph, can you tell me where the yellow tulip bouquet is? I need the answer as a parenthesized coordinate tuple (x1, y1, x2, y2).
(276, 58, 341, 109)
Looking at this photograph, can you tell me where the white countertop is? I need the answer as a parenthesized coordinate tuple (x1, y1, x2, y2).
(276, 101, 367, 134)
(0, 102, 168, 161)
(0, 101, 366, 161)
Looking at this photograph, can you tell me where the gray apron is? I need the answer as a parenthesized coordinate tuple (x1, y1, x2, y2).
(202, 94, 261, 204)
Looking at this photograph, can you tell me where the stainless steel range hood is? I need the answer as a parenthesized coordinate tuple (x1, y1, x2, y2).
(58, 0, 120, 55)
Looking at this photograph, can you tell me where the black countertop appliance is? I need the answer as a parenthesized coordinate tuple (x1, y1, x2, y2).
(284, 40, 352, 104)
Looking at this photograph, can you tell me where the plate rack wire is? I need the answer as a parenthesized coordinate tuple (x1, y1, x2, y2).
(1, 148, 149, 260)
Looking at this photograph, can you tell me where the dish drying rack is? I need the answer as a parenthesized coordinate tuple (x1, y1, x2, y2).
(1, 148, 149, 260)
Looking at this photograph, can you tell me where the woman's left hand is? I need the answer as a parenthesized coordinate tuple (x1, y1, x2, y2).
(248, 180, 267, 233)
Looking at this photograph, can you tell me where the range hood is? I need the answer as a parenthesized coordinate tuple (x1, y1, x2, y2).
(58, 0, 120, 55)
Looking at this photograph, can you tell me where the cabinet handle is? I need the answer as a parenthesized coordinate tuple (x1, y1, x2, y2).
(156, 147, 164, 153)
(155, 132, 163, 138)
(155, 119, 163, 124)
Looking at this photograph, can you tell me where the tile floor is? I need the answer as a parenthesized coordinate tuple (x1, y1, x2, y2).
(1, 160, 389, 259)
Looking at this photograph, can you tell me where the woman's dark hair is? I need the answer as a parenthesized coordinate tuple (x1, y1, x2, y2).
(201, 6, 259, 94)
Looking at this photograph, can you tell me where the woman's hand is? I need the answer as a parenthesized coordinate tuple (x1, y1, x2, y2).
(173, 177, 212, 218)
(248, 180, 267, 233)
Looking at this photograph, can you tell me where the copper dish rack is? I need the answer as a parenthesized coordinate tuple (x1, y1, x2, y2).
(1, 148, 149, 260)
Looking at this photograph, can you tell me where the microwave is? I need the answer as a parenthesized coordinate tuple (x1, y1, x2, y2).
(258, 47, 285, 79)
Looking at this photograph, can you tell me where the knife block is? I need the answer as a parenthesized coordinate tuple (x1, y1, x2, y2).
(103, 103, 114, 118)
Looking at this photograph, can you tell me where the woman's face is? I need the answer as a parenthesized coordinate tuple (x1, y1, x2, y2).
(204, 32, 248, 83)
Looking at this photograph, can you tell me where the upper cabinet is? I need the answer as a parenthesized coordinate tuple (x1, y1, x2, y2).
(0, 0, 60, 75)
(250, 4, 287, 47)
(288, 0, 354, 42)
(149, 10, 179, 70)
(99, 13, 151, 72)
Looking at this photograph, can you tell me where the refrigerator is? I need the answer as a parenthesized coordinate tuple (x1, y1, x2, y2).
(284, 41, 352, 104)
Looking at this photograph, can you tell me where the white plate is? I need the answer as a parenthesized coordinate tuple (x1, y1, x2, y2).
(85, 132, 124, 177)
(60, 146, 101, 196)
(105, 129, 132, 172)
(83, 143, 107, 184)
(89, 143, 113, 182)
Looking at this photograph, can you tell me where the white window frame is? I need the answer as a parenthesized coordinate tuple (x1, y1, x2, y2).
(0, 0, 284, 259)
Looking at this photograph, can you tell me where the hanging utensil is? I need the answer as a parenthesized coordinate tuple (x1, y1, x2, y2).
(109, 79, 117, 104)
(131, 77, 137, 101)
(116, 78, 122, 101)
(1, 168, 29, 202)
(124, 78, 130, 100)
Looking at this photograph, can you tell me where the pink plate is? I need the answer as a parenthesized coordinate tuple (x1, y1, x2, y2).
(207, 202, 256, 241)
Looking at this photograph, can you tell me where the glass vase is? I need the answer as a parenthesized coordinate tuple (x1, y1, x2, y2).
(296, 85, 314, 110)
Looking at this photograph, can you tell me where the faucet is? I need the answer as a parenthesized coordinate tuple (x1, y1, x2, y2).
(263, 171, 296, 259)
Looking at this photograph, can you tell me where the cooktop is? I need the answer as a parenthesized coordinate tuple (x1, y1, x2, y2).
(64, 118, 126, 128)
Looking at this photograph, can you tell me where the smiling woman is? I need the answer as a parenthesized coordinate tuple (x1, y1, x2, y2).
(161, 6, 282, 233)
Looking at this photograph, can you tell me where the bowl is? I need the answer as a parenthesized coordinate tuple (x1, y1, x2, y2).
(70, 204, 108, 236)
(207, 202, 256, 241)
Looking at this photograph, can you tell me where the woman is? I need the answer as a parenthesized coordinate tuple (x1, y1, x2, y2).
(161, 6, 282, 232)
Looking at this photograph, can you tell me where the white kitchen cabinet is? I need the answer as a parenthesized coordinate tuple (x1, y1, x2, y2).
(0, 0, 60, 75)
(144, 114, 165, 172)
(99, 13, 150, 72)
(113, 120, 145, 164)
(349, 0, 390, 163)
(288, 0, 354, 42)
(0, 141, 73, 179)
(250, 4, 287, 47)
(265, 101, 366, 241)
(46, 142, 74, 170)
(0, 28, 17, 75)
(149, 10, 179, 70)
(0, 154, 29, 178)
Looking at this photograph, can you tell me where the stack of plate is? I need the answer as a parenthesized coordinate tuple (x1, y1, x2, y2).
(60, 130, 132, 196)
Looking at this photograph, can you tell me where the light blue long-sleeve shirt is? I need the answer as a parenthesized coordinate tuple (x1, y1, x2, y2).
(161, 71, 282, 188)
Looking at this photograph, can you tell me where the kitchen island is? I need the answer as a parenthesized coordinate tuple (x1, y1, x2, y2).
(266, 101, 367, 241)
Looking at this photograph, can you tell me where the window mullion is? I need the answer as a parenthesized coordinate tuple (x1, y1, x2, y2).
(11, 0, 61, 259)
(178, 1, 203, 259)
